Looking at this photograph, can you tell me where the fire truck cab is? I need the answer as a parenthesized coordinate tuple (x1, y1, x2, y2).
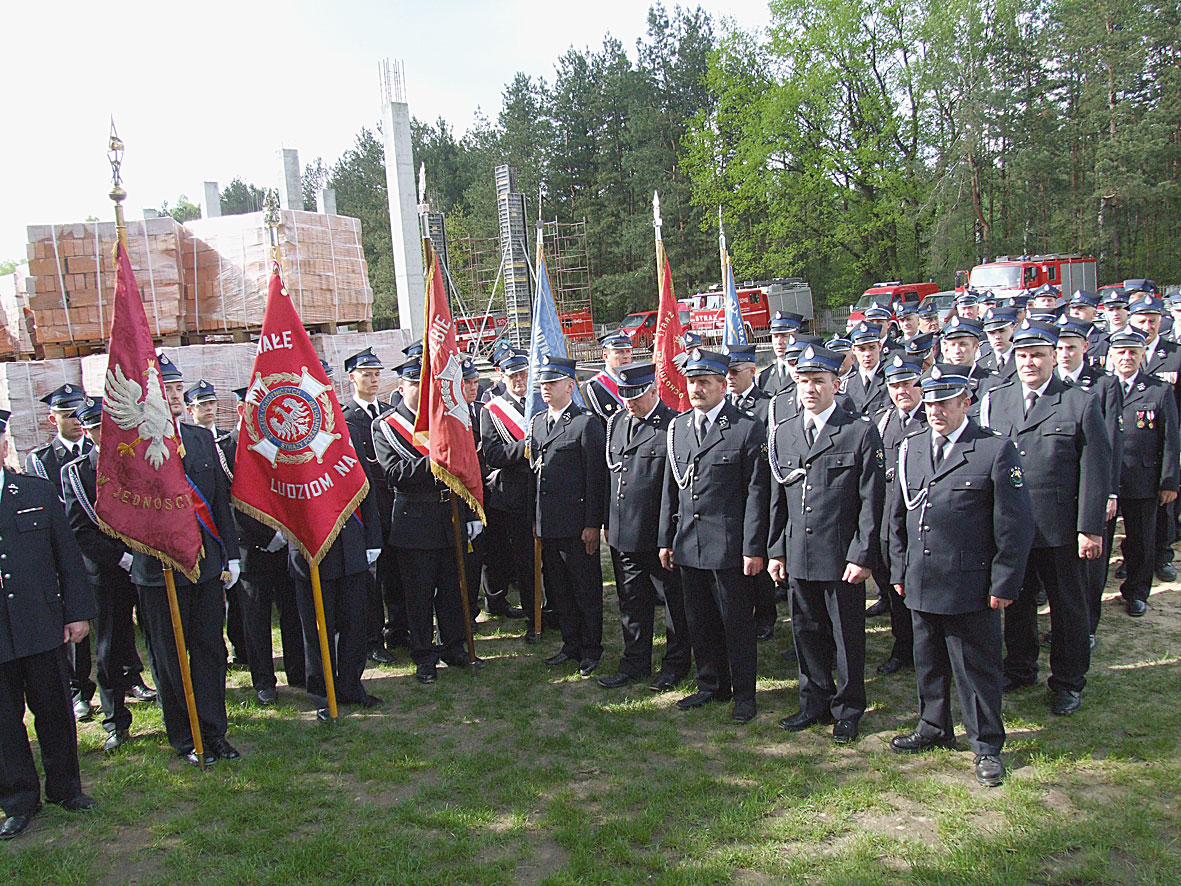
(956, 254, 1097, 297)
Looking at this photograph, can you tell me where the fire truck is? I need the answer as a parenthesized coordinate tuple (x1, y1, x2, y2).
(849, 281, 940, 315)
(955, 254, 1097, 297)
(680, 279, 814, 342)
(454, 314, 508, 354)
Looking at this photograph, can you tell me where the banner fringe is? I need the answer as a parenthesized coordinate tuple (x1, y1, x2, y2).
(231, 477, 370, 569)
(97, 516, 204, 584)
(430, 461, 486, 524)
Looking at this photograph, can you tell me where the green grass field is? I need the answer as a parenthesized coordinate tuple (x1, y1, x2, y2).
(3, 567, 1180, 885)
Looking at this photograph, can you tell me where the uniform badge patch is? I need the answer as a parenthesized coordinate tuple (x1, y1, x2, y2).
(875, 448, 885, 469)
(1010, 466, 1024, 488)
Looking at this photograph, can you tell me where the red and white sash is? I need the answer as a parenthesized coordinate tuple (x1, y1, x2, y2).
(590, 370, 624, 405)
(380, 409, 429, 459)
(485, 395, 526, 443)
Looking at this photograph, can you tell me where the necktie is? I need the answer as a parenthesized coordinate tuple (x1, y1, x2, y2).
(933, 434, 948, 469)
(368, 403, 378, 420)
(546, 414, 555, 432)
(627, 417, 639, 443)
(1025, 390, 1038, 417)
(804, 419, 816, 448)
(696, 414, 710, 443)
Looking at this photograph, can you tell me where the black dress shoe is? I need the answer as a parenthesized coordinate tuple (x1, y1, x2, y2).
(778, 710, 834, 731)
(832, 719, 859, 744)
(1156, 562, 1178, 582)
(0, 804, 39, 839)
(731, 700, 756, 723)
(598, 671, 645, 689)
(876, 657, 909, 676)
(51, 794, 97, 812)
(648, 673, 683, 692)
(256, 689, 277, 706)
(756, 625, 774, 641)
(73, 699, 93, 722)
(1089, 633, 1097, 649)
(1034, 589, 1048, 607)
(676, 690, 729, 710)
(578, 659, 600, 677)
(524, 630, 540, 645)
(210, 737, 241, 760)
(416, 664, 438, 684)
(360, 694, 383, 708)
(1050, 689, 1082, 716)
(383, 629, 412, 650)
(129, 683, 157, 702)
(545, 652, 572, 667)
(1127, 599, 1147, 617)
(181, 749, 217, 766)
(890, 730, 956, 754)
(440, 651, 470, 668)
(1003, 675, 1038, 692)
(103, 730, 129, 753)
(316, 708, 332, 722)
(368, 647, 396, 665)
(1114, 561, 1127, 579)
(865, 598, 890, 618)
(975, 754, 1005, 787)
(488, 603, 527, 619)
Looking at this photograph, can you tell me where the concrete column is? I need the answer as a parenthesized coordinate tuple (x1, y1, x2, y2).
(277, 148, 302, 211)
(203, 181, 221, 218)
(319, 188, 337, 216)
(382, 101, 426, 337)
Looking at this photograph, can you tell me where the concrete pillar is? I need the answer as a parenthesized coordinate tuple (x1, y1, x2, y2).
(203, 181, 221, 218)
(277, 148, 302, 211)
(319, 188, 337, 216)
(382, 100, 426, 337)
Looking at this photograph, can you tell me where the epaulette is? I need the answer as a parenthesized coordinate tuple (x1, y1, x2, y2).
(859, 414, 870, 422)
(902, 426, 927, 440)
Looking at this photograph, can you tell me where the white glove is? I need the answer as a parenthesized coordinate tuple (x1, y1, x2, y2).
(365, 548, 381, 566)
(466, 521, 484, 542)
(224, 559, 241, 589)
(264, 531, 287, 553)
(119, 552, 134, 573)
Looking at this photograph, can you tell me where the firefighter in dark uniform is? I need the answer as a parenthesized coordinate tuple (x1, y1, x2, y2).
(0, 409, 98, 839)
(758, 312, 803, 396)
(341, 347, 403, 664)
(25, 383, 95, 723)
(841, 323, 888, 416)
(870, 355, 927, 675)
(887, 366, 1034, 787)
(599, 362, 692, 690)
(61, 398, 144, 752)
(479, 350, 537, 633)
(659, 349, 769, 723)
(583, 333, 633, 422)
(185, 379, 248, 668)
(531, 356, 607, 676)
(939, 317, 997, 403)
(373, 358, 471, 684)
(133, 353, 242, 765)
(768, 345, 885, 744)
(978, 307, 1019, 378)
(768, 334, 824, 426)
(224, 388, 305, 705)
(1105, 328, 1179, 618)
(978, 321, 1111, 716)
(916, 300, 941, 335)
(478, 342, 514, 406)
(461, 357, 487, 620)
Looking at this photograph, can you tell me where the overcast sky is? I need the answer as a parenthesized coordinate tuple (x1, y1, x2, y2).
(1, 0, 771, 261)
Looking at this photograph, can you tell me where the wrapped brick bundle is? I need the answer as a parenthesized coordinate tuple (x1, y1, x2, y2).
(312, 329, 413, 403)
(0, 358, 83, 466)
(0, 266, 35, 358)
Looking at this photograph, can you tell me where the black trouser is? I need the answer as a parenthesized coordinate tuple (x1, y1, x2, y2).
(541, 537, 603, 663)
(912, 607, 1004, 756)
(872, 562, 913, 663)
(136, 579, 228, 753)
(1004, 544, 1090, 693)
(753, 570, 778, 633)
(680, 565, 756, 704)
(67, 635, 95, 707)
(224, 583, 248, 664)
(377, 547, 409, 642)
(0, 646, 83, 816)
(93, 567, 139, 734)
(466, 528, 484, 619)
(789, 577, 867, 722)
(397, 547, 466, 666)
(1085, 516, 1117, 634)
(610, 548, 691, 679)
(1117, 499, 1158, 605)
(239, 550, 306, 692)
(294, 571, 368, 705)
(483, 508, 535, 614)
(1155, 498, 1175, 567)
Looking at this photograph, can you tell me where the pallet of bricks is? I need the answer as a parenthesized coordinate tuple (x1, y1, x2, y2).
(0, 358, 83, 467)
(24, 218, 185, 353)
(0, 265, 36, 359)
(182, 209, 373, 338)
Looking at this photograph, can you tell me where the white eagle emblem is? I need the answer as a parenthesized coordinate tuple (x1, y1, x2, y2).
(105, 363, 176, 469)
(242, 367, 340, 467)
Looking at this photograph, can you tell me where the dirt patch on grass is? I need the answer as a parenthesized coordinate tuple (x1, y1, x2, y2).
(511, 835, 572, 885)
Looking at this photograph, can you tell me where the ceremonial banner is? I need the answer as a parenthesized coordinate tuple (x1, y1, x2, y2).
(410, 240, 485, 521)
(525, 232, 583, 433)
(96, 242, 203, 581)
(720, 222, 748, 348)
(231, 264, 369, 565)
(653, 236, 690, 411)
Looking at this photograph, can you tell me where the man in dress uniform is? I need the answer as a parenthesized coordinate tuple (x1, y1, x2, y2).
(895, 302, 921, 348)
(479, 350, 536, 630)
(842, 323, 888, 416)
(978, 308, 1019, 379)
(1089, 290, 1130, 368)
(478, 343, 514, 406)
(224, 388, 305, 705)
(461, 357, 488, 621)
(599, 362, 691, 690)
(530, 356, 607, 676)
(954, 292, 981, 322)
(917, 301, 942, 335)
(768, 334, 825, 427)
(61, 398, 147, 751)
(767, 345, 885, 744)
(758, 312, 804, 396)
(978, 321, 1111, 715)
(185, 380, 248, 669)
(583, 333, 634, 422)
(133, 353, 242, 765)
(341, 347, 403, 664)
(1105, 329, 1179, 619)
(940, 318, 996, 401)
(869, 355, 927, 675)
(374, 358, 472, 683)
(659, 349, 768, 722)
(26, 383, 95, 723)
(887, 366, 1034, 787)
(0, 410, 97, 839)
(905, 332, 938, 371)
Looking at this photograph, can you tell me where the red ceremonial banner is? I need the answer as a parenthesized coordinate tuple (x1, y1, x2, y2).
(231, 265, 369, 566)
(654, 239, 690, 411)
(96, 242, 203, 581)
(411, 240, 486, 521)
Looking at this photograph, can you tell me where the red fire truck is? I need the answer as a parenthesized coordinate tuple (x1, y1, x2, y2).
(955, 254, 1097, 297)
(454, 314, 508, 354)
(679, 279, 814, 342)
(559, 310, 597, 342)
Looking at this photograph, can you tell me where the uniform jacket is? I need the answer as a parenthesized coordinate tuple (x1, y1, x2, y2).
(757, 363, 794, 397)
(287, 490, 380, 582)
(728, 385, 770, 427)
(0, 471, 96, 664)
(840, 365, 888, 415)
(25, 436, 92, 498)
(216, 428, 286, 577)
(769, 390, 801, 427)
(529, 403, 606, 538)
(606, 401, 677, 552)
(888, 421, 1034, 614)
(373, 403, 456, 550)
(131, 422, 240, 588)
(978, 348, 1019, 379)
(658, 401, 770, 570)
(1113, 370, 1180, 500)
(479, 392, 533, 515)
(583, 372, 625, 422)
(1060, 364, 1124, 494)
(979, 376, 1111, 546)
(62, 449, 130, 580)
(767, 405, 885, 581)
(343, 398, 394, 535)
(874, 404, 928, 557)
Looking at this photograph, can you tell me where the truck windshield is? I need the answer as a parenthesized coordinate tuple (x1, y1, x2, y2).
(619, 315, 645, 329)
(969, 265, 1023, 289)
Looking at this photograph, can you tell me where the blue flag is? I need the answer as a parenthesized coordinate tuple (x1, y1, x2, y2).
(525, 242, 583, 439)
(722, 245, 747, 348)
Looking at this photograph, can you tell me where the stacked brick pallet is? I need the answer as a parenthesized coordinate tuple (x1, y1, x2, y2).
(0, 358, 85, 466)
(0, 266, 36, 358)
